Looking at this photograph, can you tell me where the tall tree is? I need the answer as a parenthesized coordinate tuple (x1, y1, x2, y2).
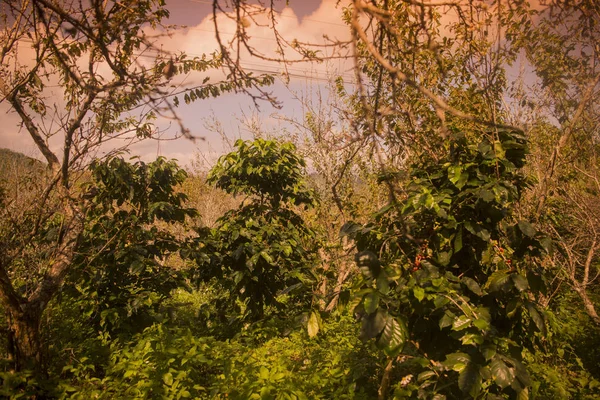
(506, 0, 600, 324)
(0, 0, 269, 371)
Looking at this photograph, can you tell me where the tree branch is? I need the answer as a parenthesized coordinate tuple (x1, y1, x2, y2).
(27, 209, 82, 309)
(62, 92, 97, 187)
(0, 262, 24, 319)
(7, 95, 60, 172)
(536, 71, 600, 216)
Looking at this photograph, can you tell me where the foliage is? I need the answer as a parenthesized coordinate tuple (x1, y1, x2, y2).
(2, 0, 600, 397)
(65, 157, 197, 336)
(57, 313, 379, 400)
(0, 0, 253, 373)
(185, 139, 321, 326)
(207, 138, 315, 208)
(504, 0, 600, 326)
(343, 128, 549, 398)
(524, 292, 600, 399)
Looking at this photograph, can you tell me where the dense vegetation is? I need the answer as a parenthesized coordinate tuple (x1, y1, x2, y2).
(1, 0, 599, 399)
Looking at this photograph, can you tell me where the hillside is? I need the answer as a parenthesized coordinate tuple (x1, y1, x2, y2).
(0, 148, 46, 178)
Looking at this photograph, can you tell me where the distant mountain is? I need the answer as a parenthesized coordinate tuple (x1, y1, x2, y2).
(0, 148, 46, 181)
(0, 148, 45, 168)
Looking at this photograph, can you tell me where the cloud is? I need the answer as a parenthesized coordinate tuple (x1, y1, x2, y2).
(155, 0, 351, 82)
(1, 0, 353, 166)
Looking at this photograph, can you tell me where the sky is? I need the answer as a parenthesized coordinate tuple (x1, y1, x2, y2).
(0, 0, 352, 169)
(0, 0, 549, 169)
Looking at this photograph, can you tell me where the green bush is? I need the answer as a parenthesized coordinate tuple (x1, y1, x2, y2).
(185, 139, 322, 327)
(343, 129, 548, 398)
(58, 314, 380, 399)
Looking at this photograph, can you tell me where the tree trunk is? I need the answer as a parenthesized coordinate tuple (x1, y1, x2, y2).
(378, 358, 395, 400)
(0, 200, 83, 372)
(8, 307, 43, 372)
(574, 286, 600, 326)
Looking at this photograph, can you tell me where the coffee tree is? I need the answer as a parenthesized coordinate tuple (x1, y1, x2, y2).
(65, 157, 197, 337)
(185, 139, 321, 326)
(343, 128, 548, 398)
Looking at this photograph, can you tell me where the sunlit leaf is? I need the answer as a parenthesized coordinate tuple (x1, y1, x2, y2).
(378, 315, 408, 356)
(307, 311, 320, 338)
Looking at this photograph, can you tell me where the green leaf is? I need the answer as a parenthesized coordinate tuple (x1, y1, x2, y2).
(493, 141, 506, 159)
(462, 276, 483, 296)
(434, 294, 449, 308)
(461, 333, 484, 345)
(340, 221, 362, 237)
(464, 221, 490, 241)
(282, 244, 292, 256)
(506, 299, 521, 318)
(513, 358, 531, 388)
(511, 274, 529, 292)
(454, 228, 463, 252)
(477, 228, 490, 241)
(539, 236, 552, 253)
(449, 165, 468, 189)
(487, 271, 511, 292)
(443, 352, 471, 371)
(437, 251, 451, 266)
(517, 388, 529, 400)
(525, 301, 546, 335)
(417, 370, 437, 382)
(452, 315, 472, 331)
(413, 286, 425, 302)
(378, 315, 408, 356)
(479, 189, 495, 202)
(376, 272, 390, 294)
(518, 220, 536, 238)
(421, 260, 440, 278)
(432, 277, 444, 287)
(259, 366, 269, 380)
(459, 362, 482, 397)
(439, 311, 455, 329)
(480, 344, 497, 361)
(360, 309, 387, 341)
(364, 292, 379, 314)
(260, 250, 273, 264)
(307, 311, 320, 338)
(490, 357, 514, 389)
(473, 318, 490, 331)
(163, 372, 173, 386)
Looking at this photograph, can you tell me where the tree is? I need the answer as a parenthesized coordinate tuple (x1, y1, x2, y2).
(209, 0, 600, 394)
(65, 157, 197, 337)
(0, 0, 269, 371)
(343, 127, 547, 398)
(185, 139, 320, 326)
(503, 0, 600, 325)
(503, 0, 600, 216)
(531, 121, 600, 325)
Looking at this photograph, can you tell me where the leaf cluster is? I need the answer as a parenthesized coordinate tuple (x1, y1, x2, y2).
(185, 139, 320, 327)
(207, 139, 316, 208)
(66, 157, 197, 336)
(342, 129, 549, 399)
